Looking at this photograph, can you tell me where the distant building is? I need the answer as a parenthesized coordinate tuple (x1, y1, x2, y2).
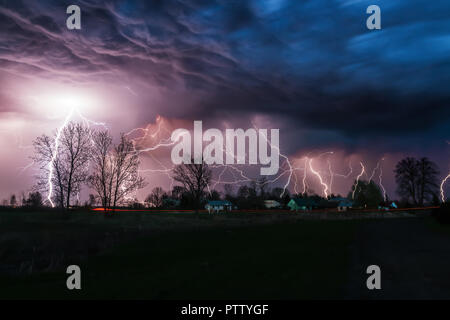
(287, 198, 317, 211)
(336, 199, 353, 211)
(264, 200, 281, 209)
(329, 197, 353, 211)
(205, 200, 233, 213)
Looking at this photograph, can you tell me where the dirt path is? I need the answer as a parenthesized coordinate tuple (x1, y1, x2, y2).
(345, 217, 450, 299)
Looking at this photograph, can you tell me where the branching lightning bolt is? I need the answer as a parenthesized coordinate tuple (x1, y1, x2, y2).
(47, 107, 75, 207)
(352, 161, 365, 200)
(309, 158, 329, 198)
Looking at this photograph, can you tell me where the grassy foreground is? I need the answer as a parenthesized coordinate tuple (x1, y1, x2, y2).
(0, 210, 358, 299)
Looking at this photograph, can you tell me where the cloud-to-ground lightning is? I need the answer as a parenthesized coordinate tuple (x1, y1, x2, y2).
(441, 173, 450, 202)
(302, 157, 308, 194)
(440, 141, 450, 203)
(368, 161, 381, 182)
(43, 99, 111, 207)
(352, 161, 365, 199)
(379, 165, 387, 202)
(308, 158, 329, 198)
(47, 107, 75, 207)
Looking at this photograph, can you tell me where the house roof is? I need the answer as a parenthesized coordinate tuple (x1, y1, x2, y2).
(337, 200, 353, 207)
(207, 200, 233, 206)
(264, 200, 280, 204)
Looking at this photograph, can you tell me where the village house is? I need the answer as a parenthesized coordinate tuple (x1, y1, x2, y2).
(205, 200, 233, 213)
(329, 197, 354, 211)
(287, 198, 318, 211)
(264, 200, 282, 209)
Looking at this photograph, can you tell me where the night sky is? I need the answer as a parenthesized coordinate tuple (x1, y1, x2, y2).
(0, 0, 449, 201)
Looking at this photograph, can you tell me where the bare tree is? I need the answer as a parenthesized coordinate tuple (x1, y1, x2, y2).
(33, 121, 91, 209)
(394, 157, 439, 206)
(145, 187, 166, 208)
(171, 185, 185, 199)
(110, 134, 146, 209)
(172, 160, 212, 212)
(60, 122, 92, 208)
(89, 132, 146, 210)
(88, 130, 114, 210)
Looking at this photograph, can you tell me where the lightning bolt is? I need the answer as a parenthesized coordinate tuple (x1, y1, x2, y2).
(308, 158, 329, 198)
(17, 161, 35, 176)
(302, 157, 308, 194)
(328, 160, 334, 195)
(377, 158, 387, 202)
(42, 112, 400, 204)
(334, 160, 353, 179)
(441, 173, 450, 203)
(440, 141, 450, 203)
(45, 105, 111, 207)
(352, 161, 365, 200)
(368, 161, 381, 182)
(47, 107, 75, 207)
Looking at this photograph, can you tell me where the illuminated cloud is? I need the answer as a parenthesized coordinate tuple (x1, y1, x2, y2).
(0, 0, 449, 199)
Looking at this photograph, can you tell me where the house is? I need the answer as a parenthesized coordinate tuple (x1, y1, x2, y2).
(336, 199, 353, 211)
(329, 197, 353, 211)
(205, 200, 233, 213)
(264, 200, 281, 209)
(287, 198, 317, 211)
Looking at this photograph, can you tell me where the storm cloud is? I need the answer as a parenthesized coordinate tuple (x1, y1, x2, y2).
(0, 0, 449, 198)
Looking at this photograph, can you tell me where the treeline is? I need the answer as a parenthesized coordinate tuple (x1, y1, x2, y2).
(137, 156, 445, 210)
(139, 183, 293, 210)
(1, 192, 44, 208)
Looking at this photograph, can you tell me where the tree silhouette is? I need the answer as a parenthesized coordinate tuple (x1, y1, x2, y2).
(350, 180, 383, 208)
(110, 134, 146, 209)
(172, 159, 211, 213)
(394, 157, 439, 206)
(33, 122, 91, 209)
(145, 187, 166, 208)
(10, 194, 17, 207)
(25, 192, 43, 208)
(88, 130, 114, 210)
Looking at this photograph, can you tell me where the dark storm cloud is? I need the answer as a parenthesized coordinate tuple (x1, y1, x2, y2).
(0, 0, 449, 145)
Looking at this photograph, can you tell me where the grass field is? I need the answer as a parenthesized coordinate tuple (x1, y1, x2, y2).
(0, 209, 359, 299)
